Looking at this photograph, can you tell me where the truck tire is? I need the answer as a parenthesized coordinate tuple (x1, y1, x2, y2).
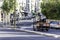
(46, 28, 49, 31)
(45, 27, 49, 31)
(33, 24, 38, 31)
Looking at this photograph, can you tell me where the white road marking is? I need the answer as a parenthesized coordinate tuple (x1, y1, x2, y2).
(0, 34, 43, 37)
(0, 31, 44, 37)
(21, 27, 33, 29)
(0, 31, 24, 34)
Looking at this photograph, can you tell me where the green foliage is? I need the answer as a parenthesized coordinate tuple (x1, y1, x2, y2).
(2, 0, 16, 15)
(41, 0, 60, 20)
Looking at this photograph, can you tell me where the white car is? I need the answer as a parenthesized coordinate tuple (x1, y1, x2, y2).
(50, 21, 60, 28)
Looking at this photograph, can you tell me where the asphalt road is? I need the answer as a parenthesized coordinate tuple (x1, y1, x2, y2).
(0, 19, 60, 35)
(18, 19, 60, 35)
(0, 37, 60, 40)
(0, 29, 60, 40)
(0, 19, 60, 40)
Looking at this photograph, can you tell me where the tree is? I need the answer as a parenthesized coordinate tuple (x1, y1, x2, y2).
(2, 0, 16, 28)
(13, 0, 17, 28)
(2, 0, 15, 14)
(41, 0, 60, 20)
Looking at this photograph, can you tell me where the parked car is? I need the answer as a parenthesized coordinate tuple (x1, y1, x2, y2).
(50, 21, 60, 29)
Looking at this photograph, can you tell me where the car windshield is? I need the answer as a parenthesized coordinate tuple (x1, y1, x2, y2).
(50, 21, 59, 24)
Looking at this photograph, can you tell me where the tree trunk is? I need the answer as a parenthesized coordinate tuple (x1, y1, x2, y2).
(2, 13, 4, 28)
(6, 12, 9, 28)
(13, 11, 16, 28)
(5, 13, 7, 28)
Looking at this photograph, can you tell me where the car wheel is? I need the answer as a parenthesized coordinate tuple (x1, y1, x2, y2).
(45, 28, 49, 31)
(33, 24, 38, 31)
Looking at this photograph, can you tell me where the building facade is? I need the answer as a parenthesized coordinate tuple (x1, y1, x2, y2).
(0, 0, 42, 22)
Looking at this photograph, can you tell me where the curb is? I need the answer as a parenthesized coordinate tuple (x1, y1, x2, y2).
(0, 28, 60, 38)
(15, 28, 60, 38)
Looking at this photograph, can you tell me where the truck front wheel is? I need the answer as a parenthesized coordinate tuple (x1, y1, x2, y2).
(45, 27, 49, 31)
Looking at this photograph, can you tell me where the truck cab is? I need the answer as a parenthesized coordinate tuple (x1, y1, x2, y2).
(33, 13, 50, 31)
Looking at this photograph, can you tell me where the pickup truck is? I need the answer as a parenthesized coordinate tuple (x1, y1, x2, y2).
(33, 20, 50, 31)
(33, 19, 60, 31)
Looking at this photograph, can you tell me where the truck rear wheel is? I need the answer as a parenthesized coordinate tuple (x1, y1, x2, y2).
(33, 25, 38, 31)
(45, 27, 49, 31)
(46, 28, 49, 31)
